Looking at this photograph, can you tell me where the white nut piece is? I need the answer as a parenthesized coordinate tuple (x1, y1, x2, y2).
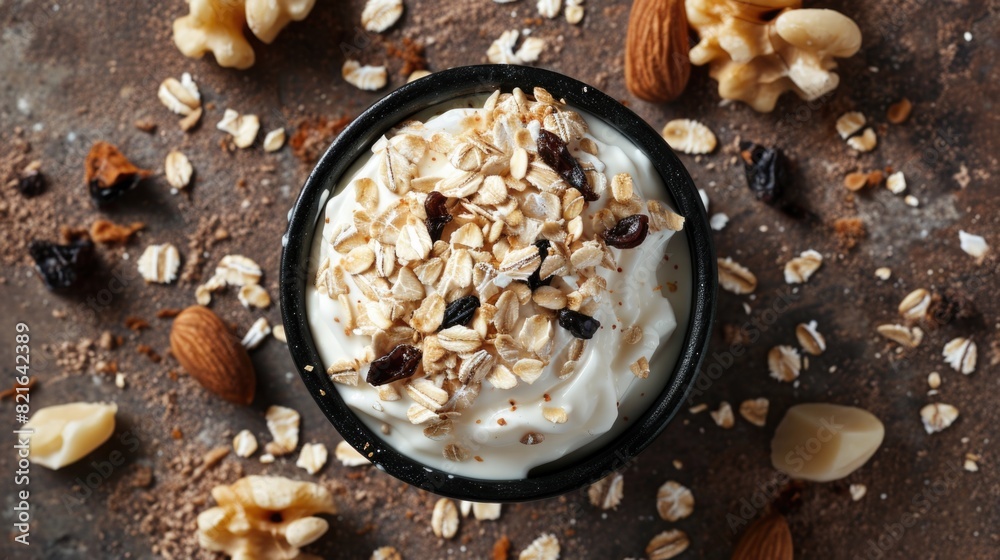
(165, 150, 194, 190)
(771, 403, 884, 482)
(263, 128, 286, 152)
(661, 119, 717, 154)
(343, 60, 388, 91)
(23, 402, 117, 470)
(232, 429, 258, 457)
(687, 2, 861, 112)
(217, 108, 260, 149)
(196, 475, 336, 558)
(138, 243, 181, 284)
(173, 0, 317, 69)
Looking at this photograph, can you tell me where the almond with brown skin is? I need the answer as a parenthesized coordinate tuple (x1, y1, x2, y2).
(731, 512, 793, 560)
(170, 305, 255, 404)
(625, 0, 691, 102)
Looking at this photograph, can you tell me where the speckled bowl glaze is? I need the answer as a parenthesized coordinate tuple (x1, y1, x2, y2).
(280, 65, 716, 502)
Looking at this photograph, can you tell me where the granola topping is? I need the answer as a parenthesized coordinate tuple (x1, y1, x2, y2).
(307, 89, 691, 478)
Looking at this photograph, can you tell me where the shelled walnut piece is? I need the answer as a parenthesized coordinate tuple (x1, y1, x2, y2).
(196, 475, 336, 560)
(173, 0, 317, 69)
(687, 0, 862, 112)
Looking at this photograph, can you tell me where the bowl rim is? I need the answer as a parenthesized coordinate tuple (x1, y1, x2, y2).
(280, 65, 716, 502)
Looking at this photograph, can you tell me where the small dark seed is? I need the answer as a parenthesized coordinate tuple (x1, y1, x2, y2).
(536, 129, 598, 201)
(557, 308, 601, 340)
(739, 141, 788, 205)
(367, 344, 422, 386)
(603, 214, 649, 249)
(424, 191, 453, 242)
(28, 237, 95, 291)
(440, 295, 480, 330)
(525, 239, 552, 290)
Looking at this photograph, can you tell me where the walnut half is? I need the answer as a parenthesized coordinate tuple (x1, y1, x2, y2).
(196, 475, 337, 559)
(687, 0, 862, 112)
(173, 0, 317, 69)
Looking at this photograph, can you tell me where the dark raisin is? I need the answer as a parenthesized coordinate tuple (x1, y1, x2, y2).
(603, 214, 649, 249)
(557, 308, 601, 340)
(85, 141, 151, 205)
(17, 169, 46, 197)
(739, 141, 787, 205)
(28, 237, 95, 290)
(536, 129, 597, 201)
(525, 239, 552, 290)
(424, 191, 453, 242)
(440, 295, 480, 330)
(367, 344, 422, 386)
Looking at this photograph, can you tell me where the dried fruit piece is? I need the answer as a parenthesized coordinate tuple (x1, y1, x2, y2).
(424, 191, 453, 242)
(29, 237, 95, 290)
(739, 141, 787, 205)
(367, 344, 422, 386)
(557, 308, 601, 339)
(656, 481, 694, 521)
(525, 239, 552, 289)
(138, 243, 181, 284)
(588, 472, 624, 510)
(536, 129, 596, 201)
(661, 119, 717, 154)
(440, 295, 480, 330)
(520, 432, 545, 445)
(85, 142, 152, 204)
(920, 403, 959, 434)
(603, 214, 649, 249)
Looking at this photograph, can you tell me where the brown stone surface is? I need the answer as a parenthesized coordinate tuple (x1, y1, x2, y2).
(1, 1, 997, 559)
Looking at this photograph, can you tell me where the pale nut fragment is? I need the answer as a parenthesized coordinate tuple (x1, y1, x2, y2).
(836, 111, 866, 139)
(795, 321, 826, 355)
(238, 284, 271, 309)
(771, 403, 884, 482)
(241, 317, 271, 350)
(710, 401, 734, 428)
(850, 484, 868, 501)
(898, 288, 931, 321)
(158, 74, 201, 116)
(942, 337, 977, 374)
(920, 403, 959, 434)
(630, 356, 650, 379)
(846, 127, 877, 152)
(295, 442, 328, 475)
(656, 481, 694, 522)
(216, 254, 263, 286)
(232, 429, 258, 457)
(343, 60, 388, 91)
(263, 128, 286, 152)
(588, 472, 624, 510)
(431, 498, 460, 539)
(874, 267, 892, 280)
(876, 324, 923, 348)
(165, 150, 194, 190)
(768, 345, 801, 382)
(739, 398, 769, 427)
(784, 249, 823, 284)
(718, 257, 757, 294)
(927, 371, 942, 390)
(662, 119, 717, 154)
(216, 108, 260, 148)
(265, 405, 300, 455)
(519, 533, 560, 560)
(646, 529, 690, 560)
(335, 440, 371, 466)
(23, 402, 117, 470)
(885, 171, 906, 194)
(361, 0, 403, 32)
(138, 243, 181, 284)
(958, 230, 989, 264)
(195, 476, 336, 560)
(565, 0, 584, 24)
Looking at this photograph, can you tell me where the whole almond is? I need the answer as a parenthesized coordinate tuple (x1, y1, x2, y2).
(170, 305, 255, 404)
(731, 512, 793, 560)
(625, 0, 691, 102)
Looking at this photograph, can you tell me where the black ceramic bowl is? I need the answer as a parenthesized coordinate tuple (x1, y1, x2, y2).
(280, 65, 716, 502)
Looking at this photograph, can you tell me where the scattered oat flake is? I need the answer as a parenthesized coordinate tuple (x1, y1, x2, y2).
(431, 498, 460, 539)
(784, 249, 822, 284)
(519, 533, 560, 560)
(656, 481, 694, 521)
(849, 484, 867, 501)
(717, 257, 757, 294)
(885, 171, 906, 194)
(898, 288, 931, 321)
(920, 403, 959, 434)
(768, 345, 801, 382)
(738, 398, 769, 427)
(335, 440, 370, 466)
(963, 453, 980, 472)
(876, 324, 923, 348)
(165, 150, 193, 190)
(710, 401, 734, 428)
(958, 231, 989, 263)
(232, 429, 258, 457)
(588, 472, 624, 510)
(265, 405, 300, 455)
(241, 317, 271, 350)
(296, 442, 329, 475)
(343, 60, 388, 91)
(371, 546, 403, 560)
(709, 212, 729, 231)
(138, 243, 181, 284)
(263, 128, 286, 152)
(272, 324, 286, 343)
(217, 108, 259, 148)
(216, 255, 263, 286)
(537, 0, 561, 18)
(795, 321, 826, 355)
(646, 529, 689, 560)
(238, 284, 271, 309)
(157, 73, 200, 115)
(836, 111, 865, 139)
(942, 337, 976, 374)
(847, 127, 877, 152)
(874, 267, 892, 280)
(661, 119, 717, 154)
(487, 30, 545, 65)
(361, 0, 403, 33)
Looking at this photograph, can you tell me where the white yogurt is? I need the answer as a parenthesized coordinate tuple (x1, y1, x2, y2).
(307, 94, 692, 479)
